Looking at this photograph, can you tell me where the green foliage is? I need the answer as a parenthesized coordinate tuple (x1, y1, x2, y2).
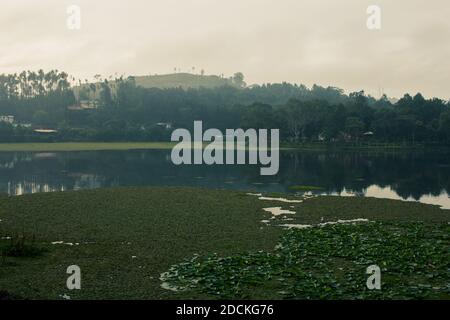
(135, 73, 236, 89)
(32, 110, 50, 126)
(345, 117, 365, 136)
(232, 72, 246, 87)
(439, 109, 450, 140)
(162, 222, 450, 299)
(289, 185, 325, 191)
(0, 187, 283, 299)
(0, 232, 45, 258)
(0, 290, 22, 300)
(1, 70, 450, 144)
(0, 187, 448, 299)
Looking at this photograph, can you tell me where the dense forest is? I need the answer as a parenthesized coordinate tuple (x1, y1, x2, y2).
(0, 70, 449, 144)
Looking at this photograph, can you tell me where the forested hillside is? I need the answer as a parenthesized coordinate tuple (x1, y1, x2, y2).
(0, 70, 449, 144)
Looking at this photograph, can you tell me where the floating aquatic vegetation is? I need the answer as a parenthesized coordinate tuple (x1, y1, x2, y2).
(0, 233, 45, 258)
(160, 222, 450, 299)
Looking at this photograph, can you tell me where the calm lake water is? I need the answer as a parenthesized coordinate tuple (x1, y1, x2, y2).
(1, 149, 449, 209)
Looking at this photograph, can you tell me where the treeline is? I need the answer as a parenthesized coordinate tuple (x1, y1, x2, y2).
(0, 70, 449, 144)
(0, 70, 75, 131)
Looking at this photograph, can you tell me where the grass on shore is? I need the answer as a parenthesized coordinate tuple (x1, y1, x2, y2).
(0, 141, 444, 152)
(0, 142, 177, 152)
(0, 187, 448, 299)
(289, 185, 325, 191)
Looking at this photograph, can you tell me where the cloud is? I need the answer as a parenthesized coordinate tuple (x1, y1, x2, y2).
(0, 0, 449, 98)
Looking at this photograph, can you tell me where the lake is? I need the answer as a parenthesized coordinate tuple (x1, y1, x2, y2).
(0, 149, 449, 209)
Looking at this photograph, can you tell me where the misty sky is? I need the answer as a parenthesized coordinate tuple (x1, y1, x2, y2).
(0, 0, 449, 98)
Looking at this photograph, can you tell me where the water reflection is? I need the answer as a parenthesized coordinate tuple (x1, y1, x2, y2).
(308, 185, 450, 209)
(0, 149, 449, 209)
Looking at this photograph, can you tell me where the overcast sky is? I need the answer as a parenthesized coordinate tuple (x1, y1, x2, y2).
(0, 0, 449, 98)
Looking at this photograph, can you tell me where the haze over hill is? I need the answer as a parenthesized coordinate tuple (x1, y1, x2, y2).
(0, 68, 449, 145)
(134, 73, 238, 90)
(74, 72, 245, 100)
(2, 1, 450, 98)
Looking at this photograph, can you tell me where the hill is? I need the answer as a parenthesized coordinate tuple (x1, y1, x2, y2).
(134, 73, 237, 89)
(73, 73, 240, 101)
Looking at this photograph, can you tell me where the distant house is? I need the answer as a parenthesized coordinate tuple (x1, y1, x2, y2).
(338, 132, 352, 142)
(318, 133, 326, 142)
(156, 122, 173, 130)
(13, 123, 31, 128)
(0, 115, 14, 124)
(68, 100, 99, 111)
(80, 100, 99, 109)
(34, 129, 58, 134)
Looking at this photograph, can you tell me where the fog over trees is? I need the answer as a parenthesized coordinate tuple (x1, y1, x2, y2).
(0, 70, 449, 144)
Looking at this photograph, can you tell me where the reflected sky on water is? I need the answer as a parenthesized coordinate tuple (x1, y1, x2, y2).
(0, 149, 449, 209)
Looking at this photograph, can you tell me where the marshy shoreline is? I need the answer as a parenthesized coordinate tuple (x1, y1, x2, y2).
(0, 186, 448, 300)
